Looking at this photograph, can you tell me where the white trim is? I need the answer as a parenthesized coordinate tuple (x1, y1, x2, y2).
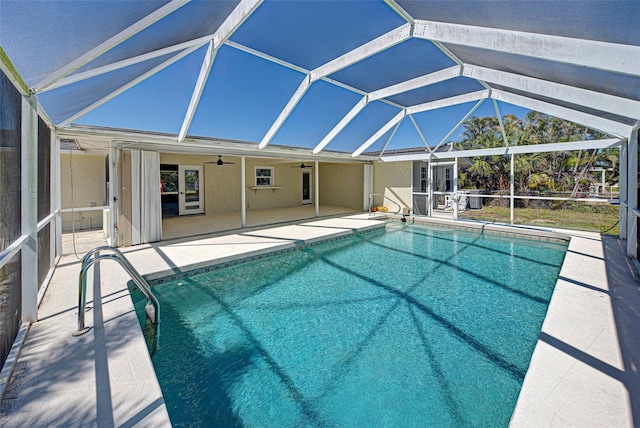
(178, 164, 204, 215)
(179, 42, 217, 142)
(491, 89, 632, 138)
(301, 169, 313, 205)
(60, 206, 109, 213)
(36, 213, 56, 232)
(22, 95, 38, 323)
(619, 140, 628, 239)
(108, 144, 119, 246)
(368, 66, 461, 101)
(627, 129, 638, 258)
(407, 90, 489, 115)
(311, 23, 412, 81)
(414, 19, 640, 77)
(54, 132, 63, 255)
(259, 75, 311, 149)
(50, 128, 59, 263)
(352, 110, 406, 157)
(381, 138, 623, 162)
(0, 235, 29, 271)
(313, 96, 368, 154)
(465, 65, 640, 120)
(33, 0, 190, 92)
(241, 156, 246, 228)
(314, 161, 320, 217)
(59, 124, 373, 162)
(212, 0, 263, 50)
(254, 166, 275, 187)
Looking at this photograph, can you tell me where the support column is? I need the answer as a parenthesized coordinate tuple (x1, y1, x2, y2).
(53, 130, 62, 259)
(427, 158, 433, 217)
(315, 161, 320, 217)
(108, 143, 118, 246)
(510, 154, 515, 225)
(21, 94, 38, 323)
(619, 139, 628, 239)
(453, 157, 459, 220)
(627, 129, 638, 259)
(363, 164, 373, 211)
(241, 156, 246, 228)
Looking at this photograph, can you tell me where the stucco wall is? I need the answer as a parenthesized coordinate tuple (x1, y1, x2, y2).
(60, 152, 105, 232)
(372, 161, 412, 211)
(319, 163, 364, 210)
(245, 159, 302, 211)
(158, 155, 309, 213)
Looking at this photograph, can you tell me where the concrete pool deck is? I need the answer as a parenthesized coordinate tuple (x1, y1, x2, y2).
(0, 214, 638, 426)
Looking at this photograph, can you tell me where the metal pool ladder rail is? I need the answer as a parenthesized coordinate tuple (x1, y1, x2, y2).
(73, 246, 160, 343)
(368, 193, 402, 215)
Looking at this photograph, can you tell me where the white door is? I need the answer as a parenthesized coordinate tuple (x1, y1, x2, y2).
(178, 165, 204, 215)
(302, 170, 312, 205)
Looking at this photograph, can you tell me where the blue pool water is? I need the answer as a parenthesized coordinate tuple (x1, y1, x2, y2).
(133, 222, 567, 427)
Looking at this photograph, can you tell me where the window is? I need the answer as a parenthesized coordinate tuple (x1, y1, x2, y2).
(255, 167, 273, 187)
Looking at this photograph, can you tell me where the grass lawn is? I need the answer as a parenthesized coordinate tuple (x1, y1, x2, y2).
(459, 204, 620, 235)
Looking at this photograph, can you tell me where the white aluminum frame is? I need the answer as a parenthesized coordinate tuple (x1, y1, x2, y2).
(21, 95, 38, 323)
(464, 65, 640, 120)
(413, 19, 640, 77)
(352, 110, 406, 157)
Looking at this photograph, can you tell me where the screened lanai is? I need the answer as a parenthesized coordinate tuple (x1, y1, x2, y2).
(0, 0, 639, 421)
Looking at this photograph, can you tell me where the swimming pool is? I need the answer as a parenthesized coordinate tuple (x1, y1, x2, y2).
(133, 222, 567, 426)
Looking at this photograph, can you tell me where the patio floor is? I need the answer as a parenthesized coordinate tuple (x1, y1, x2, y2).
(161, 204, 360, 240)
(0, 213, 638, 427)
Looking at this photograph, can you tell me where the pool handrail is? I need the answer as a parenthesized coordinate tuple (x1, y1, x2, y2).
(368, 193, 403, 215)
(73, 246, 160, 347)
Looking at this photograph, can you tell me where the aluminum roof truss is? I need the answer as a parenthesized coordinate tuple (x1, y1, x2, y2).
(413, 20, 640, 77)
(380, 138, 623, 162)
(7, 0, 636, 157)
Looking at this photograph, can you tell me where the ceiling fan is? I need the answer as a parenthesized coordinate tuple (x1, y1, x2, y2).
(291, 162, 313, 169)
(205, 155, 235, 166)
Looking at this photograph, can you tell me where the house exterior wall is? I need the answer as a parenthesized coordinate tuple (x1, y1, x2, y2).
(245, 158, 302, 210)
(157, 154, 317, 213)
(60, 152, 105, 232)
(372, 161, 412, 211)
(319, 163, 364, 210)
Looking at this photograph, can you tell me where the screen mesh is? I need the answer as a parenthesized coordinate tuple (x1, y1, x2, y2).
(37, 224, 51, 290)
(0, 69, 22, 367)
(0, 70, 22, 251)
(38, 117, 51, 222)
(0, 251, 22, 368)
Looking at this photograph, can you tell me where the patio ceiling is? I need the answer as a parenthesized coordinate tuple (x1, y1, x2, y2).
(1, 0, 638, 158)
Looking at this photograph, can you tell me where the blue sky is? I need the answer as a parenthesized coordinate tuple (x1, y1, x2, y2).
(75, 1, 531, 154)
(76, 43, 530, 152)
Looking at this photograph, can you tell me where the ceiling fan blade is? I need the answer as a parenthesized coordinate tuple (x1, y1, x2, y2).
(291, 162, 313, 169)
